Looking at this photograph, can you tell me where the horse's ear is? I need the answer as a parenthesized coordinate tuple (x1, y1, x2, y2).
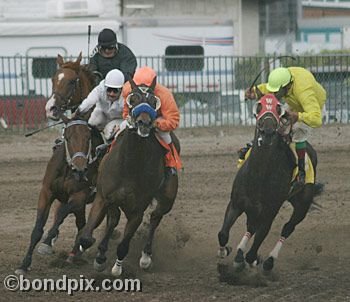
(129, 78, 137, 90)
(71, 52, 83, 72)
(57, 54, 64, 66)
(76, 52, 82, 64)
(150, 76, 157, 91)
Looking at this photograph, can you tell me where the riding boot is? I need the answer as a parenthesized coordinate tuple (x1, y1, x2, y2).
(291, 144, 306, 194)
(297, 158, 306, 185)
(238, 142, 253, 160)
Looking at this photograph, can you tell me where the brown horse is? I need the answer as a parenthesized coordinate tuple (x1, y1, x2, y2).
(74, 77, 180, 276)
(15, 113, 104, 275)
(217, 94, 319, 275)
(45, 52, 96, 120)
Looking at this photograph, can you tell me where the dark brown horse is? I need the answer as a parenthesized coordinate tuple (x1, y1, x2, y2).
(15, 114, 104, 275)
(45, 52, 96, 120)
(218, 94, 319, 274)
(74, 77, 180, 276)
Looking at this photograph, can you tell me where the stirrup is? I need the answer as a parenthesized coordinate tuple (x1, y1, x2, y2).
(165, 167, 177, 177)
(96, 143, 109, 157)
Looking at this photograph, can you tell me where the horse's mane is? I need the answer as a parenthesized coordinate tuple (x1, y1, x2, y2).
(81, 64, 97, 85)
(60, 61, 96, 86)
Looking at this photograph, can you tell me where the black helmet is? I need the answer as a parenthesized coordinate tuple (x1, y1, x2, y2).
(98, 28, 117, 47)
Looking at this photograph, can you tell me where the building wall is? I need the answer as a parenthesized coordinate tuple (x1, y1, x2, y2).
(303, 7, 350, 18)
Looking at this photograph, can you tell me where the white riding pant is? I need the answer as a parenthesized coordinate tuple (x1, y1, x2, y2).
(292, 122, 312, 143)
(118, 119, 172, 144)
(88, 108, 122, 141)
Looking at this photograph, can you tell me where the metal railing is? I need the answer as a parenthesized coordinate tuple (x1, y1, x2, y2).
(0, 54, 349, 132)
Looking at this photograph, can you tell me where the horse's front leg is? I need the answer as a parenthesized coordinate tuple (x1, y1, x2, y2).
(217, 194, 243, 259)
(245, 208, 279, 267)
(78, 192, 107, 251)
(94, 204, 121, 272)
(141, 195, 176, 270)
(66, 202, 87, 262)
(15, 188, 54, 274)
(111, 213, 144, 276)
(38, 191, 87, 255)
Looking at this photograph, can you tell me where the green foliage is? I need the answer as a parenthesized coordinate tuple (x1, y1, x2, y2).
(234, 54, 350, 89)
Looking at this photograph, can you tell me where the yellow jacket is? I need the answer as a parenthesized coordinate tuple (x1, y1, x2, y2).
(257, 67, 327, 128)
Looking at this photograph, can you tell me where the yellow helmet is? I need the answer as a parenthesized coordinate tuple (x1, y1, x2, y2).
(266, 67, 292, 92)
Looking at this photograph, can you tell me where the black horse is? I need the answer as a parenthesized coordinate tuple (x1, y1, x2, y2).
(74, 76, 180, 276)
(218, 93, 319, 273)
(15, 114, 104, 275)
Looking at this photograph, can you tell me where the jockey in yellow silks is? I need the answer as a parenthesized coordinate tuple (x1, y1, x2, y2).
(245, 67, 327, 190)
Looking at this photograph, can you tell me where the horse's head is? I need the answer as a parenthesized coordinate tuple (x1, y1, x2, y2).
(60, 114, 92, 181)
(125, 76, 161, 137)
(46, 52, 85, 120)
(253, 94, 288, 146)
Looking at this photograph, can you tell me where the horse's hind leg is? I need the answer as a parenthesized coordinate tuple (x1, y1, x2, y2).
(111, 213, 144, 276)
(94, 204, 121, 272)
(264, 185, 314, 272)
(16, 189, 54, 274)
(217, 198, 243, 258)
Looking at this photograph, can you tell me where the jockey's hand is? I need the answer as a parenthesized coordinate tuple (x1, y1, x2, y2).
(245, 88, 256, 100)
(71, 109, 80, 119)
(152, 119, 159, 129)
(286, 110, 299, 124)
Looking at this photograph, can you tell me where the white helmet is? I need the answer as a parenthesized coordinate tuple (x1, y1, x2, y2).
(105, 69, 124, 88)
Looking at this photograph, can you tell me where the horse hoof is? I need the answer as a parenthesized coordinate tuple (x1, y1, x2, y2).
(111, 263, 122, 276)
(233, 249, 246, 272)
(14, 268, 27, 276)
(94, 259, 106, 272)
(79, 237, 96, 250)
(217, 246, 232, 258)
(263, 256, 274, 272)
(65, 252, 78, 264)
(37, 243, 53, 255)
(139, 251, 152, 270)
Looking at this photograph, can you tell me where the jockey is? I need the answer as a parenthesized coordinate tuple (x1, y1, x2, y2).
(89, 28, 137, 82)
(75, 69, 125, 142)
(245, 66, 327, 190)
(121, 66, 182, 176)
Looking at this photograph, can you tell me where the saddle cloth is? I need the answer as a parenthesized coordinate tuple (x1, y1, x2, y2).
(237, 143, 314, 184)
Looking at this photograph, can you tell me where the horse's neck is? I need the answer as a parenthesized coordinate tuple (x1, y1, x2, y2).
(120, 131, 159, 173)
(72, 69, 94, 105)
(249, 135, 289, 175)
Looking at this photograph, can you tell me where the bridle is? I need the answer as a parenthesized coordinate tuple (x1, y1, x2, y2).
(64, 120, 93, 169)
(52, 68, 82, 112)
(125, 86, 161, 134)
(253, 94, 291, 145)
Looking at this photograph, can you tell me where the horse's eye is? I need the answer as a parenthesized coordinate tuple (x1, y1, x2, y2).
(130, 93, 143, 105)
(69, 80, 76, 85)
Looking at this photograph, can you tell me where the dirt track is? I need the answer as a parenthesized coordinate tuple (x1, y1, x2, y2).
(0, 125, 349, 301)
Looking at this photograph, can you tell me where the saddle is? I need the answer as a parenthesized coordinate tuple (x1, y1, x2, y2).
(237, 143, 315, 185)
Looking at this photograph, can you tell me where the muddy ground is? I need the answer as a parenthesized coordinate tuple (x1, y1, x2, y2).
(0, 124, 349, 301)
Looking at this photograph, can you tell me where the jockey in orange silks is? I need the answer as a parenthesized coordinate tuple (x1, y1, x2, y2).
(122, 66, 182, 175)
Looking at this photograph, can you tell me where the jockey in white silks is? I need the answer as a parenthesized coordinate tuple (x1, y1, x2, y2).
(76, 69, 125, 141)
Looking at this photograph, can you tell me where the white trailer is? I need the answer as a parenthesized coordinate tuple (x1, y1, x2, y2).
(0, 18, 121, 96)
